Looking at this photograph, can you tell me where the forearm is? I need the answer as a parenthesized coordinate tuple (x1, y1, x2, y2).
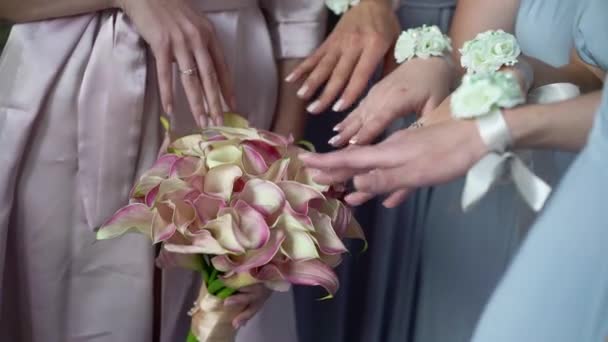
(272, 59, 308, 140)
(505, 91, 602, 151)
(448, 0, 521, 76)
(1, 0, 117, 22)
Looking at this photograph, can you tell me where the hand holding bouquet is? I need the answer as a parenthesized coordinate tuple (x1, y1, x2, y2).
(97, 114, 365, 342)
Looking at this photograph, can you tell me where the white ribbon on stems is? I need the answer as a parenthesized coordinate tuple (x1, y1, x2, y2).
(461, 83, 581, 211)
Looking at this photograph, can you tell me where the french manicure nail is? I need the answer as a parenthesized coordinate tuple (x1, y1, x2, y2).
(333, 124, 342, 132)
(328, 135, 341, 146)
(285, 73, 296, 82)
(349, 137, 358, 145)
(307, 100, 320, 113)
(166, 104, 173, 115)
(297, 85, 309, 98)
(332, 99, 344, 112)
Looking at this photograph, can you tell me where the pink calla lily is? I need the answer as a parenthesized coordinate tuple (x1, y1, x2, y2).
(169, 134, 206, 156)
(236, 179, 285, 217)
(97, 203, 155, 240)
(254, 259, 340, 296)
(259, 158, 290, 183)
(188, 193, 226, 225)
(308, 209, 348, 255)
(277, 181, 325, 214)
(229, 200, 271, 249)
(205, 144, 242, 169)
(169, 156, 206, 179)
(203, 164, 243, 201)
(241, 143, 269, 175)
(211, 229, 285, 274)
(203, 214, 246, 254)
(164, 229, 234, 256)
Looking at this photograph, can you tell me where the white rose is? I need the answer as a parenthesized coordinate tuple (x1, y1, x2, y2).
(451, 77, 503, 119)
(394, 25, 451, 63)
(451, 73, 525, 119)
(418, 30, 452, 58)
(460, 30, 521, 73)
(325, 0, 360, 15)
(394, 31, 417, 63)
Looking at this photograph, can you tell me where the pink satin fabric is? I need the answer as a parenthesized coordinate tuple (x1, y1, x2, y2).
(0, 1, 326, 341)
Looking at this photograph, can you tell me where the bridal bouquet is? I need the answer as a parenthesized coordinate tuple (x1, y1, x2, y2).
(97, 113, 365, 342)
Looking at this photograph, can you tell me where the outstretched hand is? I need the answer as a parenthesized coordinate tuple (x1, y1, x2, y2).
(300, 120, 488, 207)
(329, 56, 454, 146)
(286, 0, 400, 114)
(119, 0, 235, 127)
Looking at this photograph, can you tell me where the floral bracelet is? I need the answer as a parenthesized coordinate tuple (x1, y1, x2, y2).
(325, 0, 361, 15)
(460, 30, 521, 74)
(394, 25, 452, 63)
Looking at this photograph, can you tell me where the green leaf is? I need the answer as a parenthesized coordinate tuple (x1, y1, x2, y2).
(216, 287, 237, 299)
(296, 140, 316, 152)
(207, 278, 225, 295)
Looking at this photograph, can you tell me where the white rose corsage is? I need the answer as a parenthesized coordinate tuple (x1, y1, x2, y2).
(451, 72, 524, 120)
(394, 25, 452, 63)
(460, 30, 521, 74)
(325, 0, 360, 15)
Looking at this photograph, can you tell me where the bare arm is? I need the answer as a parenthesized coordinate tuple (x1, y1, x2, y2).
(272, 59, 308, 140)
(505, 91, 602, 151)
(0, 0, 117, 22)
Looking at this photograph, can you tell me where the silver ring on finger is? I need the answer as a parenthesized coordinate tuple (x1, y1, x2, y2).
(409, 120, 424, 129)
(180, 67, 198, 76)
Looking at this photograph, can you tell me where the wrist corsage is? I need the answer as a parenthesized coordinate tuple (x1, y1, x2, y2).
(450, 72, 552, 212)
(394, 25, 452, 63)
(460, 30, 521, 74)
(325, 0, 360, 15)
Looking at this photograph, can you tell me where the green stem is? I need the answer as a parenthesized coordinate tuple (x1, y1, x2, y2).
(216, 287, 237, 299)
(207, 278, 225, 295)
(186, 330, 198, 342)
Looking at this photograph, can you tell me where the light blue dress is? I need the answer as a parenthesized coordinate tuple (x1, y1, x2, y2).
(413, 1, 581, 341)
(472, 0, 608, 339)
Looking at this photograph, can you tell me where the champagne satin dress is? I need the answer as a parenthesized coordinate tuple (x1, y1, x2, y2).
(0, 1, 326, 341)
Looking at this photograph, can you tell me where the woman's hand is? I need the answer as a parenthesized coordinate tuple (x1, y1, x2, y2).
(119, 0, 235, 127)
(329, 56, 454, 146)
(286, 0, 400, 114)
(300, 120, 488, 207)
(223, 284, 272, 329)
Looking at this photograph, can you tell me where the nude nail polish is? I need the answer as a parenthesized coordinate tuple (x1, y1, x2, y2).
(297, 85, 309, 98)
(328, 135, 341, 146)
(332, 99, 344, 112)
(307, 100, 320, 113)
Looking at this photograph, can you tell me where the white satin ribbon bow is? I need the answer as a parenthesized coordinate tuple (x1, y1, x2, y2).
(461, 83, 581, 211)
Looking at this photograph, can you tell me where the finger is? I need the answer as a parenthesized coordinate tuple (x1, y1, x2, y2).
(237, 284, 266, 294)
(285, 47, 326, 83)
(209, 34, 236, 110)
(232, 305, 260, 329)
(353, 167, 409, 195)
(344, 191, 375, 206)
(174, 43, 208, 127)
(193, 47, 224, 126)
(312, 167, 364, 185)
(154, 48, 174, 114)
(298, 52, 341, 102)
(382, 189, 412, 208)
(223, 293, 253, 308)
(328, 113, 363, 147)
(338, 47, 386, 111)
(299, 146, 393, 170)
(351, 110, 399, 145)
(308, 51, 359, 114)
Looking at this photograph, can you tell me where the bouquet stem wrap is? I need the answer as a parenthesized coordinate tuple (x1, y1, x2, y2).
(187, 283, 245, 342)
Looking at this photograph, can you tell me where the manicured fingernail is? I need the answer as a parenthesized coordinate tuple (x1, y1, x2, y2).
(349, 137, 358, 145)
(333, 124, 342, 132)
(285, 73, 296, 82)
(332, 99, 344, 112)
(166, 104, 173, 115)
(307, 100, 320, 113)
(298, 153, 313, 161)
(297, 85, 309, 98)
(328, 135, 341, 146)
(224, 298, 240, 307)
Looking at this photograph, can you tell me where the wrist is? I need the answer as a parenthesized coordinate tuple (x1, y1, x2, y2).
(502, 105, 545, 149)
